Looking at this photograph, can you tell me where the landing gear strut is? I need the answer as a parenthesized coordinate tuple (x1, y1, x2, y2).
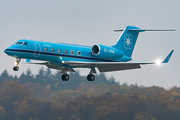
(13, 58, 21, 71)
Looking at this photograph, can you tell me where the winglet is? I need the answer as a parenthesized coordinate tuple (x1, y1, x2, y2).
(162, 50, 174, 63)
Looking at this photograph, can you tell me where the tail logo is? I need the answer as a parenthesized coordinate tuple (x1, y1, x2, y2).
(124, 34, 133, 49)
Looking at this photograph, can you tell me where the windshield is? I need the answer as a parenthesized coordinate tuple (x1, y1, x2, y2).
(16, 41, 24, 45)
(13, 41, 28, 46)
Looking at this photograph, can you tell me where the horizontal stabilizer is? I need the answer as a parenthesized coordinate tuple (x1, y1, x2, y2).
(114, 29, 175, 32)
(128, 29, 175, 32)
(114, 26, 175, 32)
(114, 30, 124, 32)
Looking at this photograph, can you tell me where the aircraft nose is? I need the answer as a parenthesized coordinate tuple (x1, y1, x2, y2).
(4, 48, 12, 55)
(4, 48, 8, 54)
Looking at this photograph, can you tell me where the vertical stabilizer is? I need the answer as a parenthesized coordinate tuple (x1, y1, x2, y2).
(112, 26, 142, 57)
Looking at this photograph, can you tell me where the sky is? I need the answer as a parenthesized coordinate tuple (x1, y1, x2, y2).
(0, 0, 179, 88)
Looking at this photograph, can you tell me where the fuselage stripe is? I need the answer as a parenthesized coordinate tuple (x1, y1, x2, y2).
(5, 48, 121, 62)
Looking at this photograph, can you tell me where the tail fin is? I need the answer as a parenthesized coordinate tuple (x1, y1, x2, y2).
(112, 26, 175, 57)
(112, 26, 142, 57)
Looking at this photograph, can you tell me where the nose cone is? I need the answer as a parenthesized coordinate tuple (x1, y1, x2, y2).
(4, 45, 15, 55)
(4, 48, 8, 54)
(4, 45, 16, 56)
(4, 48, 10, 55)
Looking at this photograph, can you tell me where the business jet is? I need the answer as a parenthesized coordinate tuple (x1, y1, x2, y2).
(4, 26, 174, 81)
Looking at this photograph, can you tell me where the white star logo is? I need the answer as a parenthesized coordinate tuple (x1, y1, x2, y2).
(126, 37, 131, 46)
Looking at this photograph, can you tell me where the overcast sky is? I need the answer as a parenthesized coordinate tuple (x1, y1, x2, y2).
(0, 0, 179, 88)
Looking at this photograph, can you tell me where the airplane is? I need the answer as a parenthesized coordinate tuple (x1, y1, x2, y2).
(4, 26, 174, 81)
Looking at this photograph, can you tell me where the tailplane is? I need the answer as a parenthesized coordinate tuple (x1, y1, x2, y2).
(112, 26, 175, 57)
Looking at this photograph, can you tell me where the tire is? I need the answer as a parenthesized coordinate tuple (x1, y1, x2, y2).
(13, 66, 19, 71)
(61, 74, 69, 81)
(87, 74, 95, 81)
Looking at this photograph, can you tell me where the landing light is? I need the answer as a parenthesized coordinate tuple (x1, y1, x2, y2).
(14, 62, 18, 65)
(156, 60, 162, 65)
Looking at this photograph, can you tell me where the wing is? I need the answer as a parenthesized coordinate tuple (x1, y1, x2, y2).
(23, 50, 173, 73)
(62, 50, 174, 72)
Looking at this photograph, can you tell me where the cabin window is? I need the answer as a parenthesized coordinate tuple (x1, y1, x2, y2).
(51, 48, 54, 52)
(58, 49, 61, 53)
(77, 51, 81, 56)
(16, 41, 23, 45)
(23, 42, 28, 45)
(44, 47, 48, 51)
(71, 50, 75, 55)
(64, 50, 68, 54)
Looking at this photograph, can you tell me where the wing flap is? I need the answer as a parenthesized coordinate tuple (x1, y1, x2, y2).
(46, 65, 64, 70)
(98, 64, 141, 72)
(46, 65, 75, 72)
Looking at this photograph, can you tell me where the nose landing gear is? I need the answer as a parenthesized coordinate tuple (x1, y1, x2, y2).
(13, 58, 21, 71)
(13, 66, 19, 71)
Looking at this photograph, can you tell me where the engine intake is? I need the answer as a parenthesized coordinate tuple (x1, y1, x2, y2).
(92, 44, 123, 59)
(92, 45, 100, 55)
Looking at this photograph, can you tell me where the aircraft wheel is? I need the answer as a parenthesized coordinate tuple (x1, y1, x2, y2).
(87, 74, 95, 81)
(61, 74, 69, 81)
(13, 66, 19, 71)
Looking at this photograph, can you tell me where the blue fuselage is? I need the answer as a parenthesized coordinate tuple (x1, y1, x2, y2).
(4, 39, 132, 66)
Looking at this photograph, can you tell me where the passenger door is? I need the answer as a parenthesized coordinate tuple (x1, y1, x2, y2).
(34, 42, 41, 57)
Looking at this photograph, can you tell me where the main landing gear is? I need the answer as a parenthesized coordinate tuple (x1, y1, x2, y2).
(13, 58, 21, 71)
(87, 74, 95, 81)
(60, 67, 96, 81)
(61, 73, 95, 81)
(61, 67, 70, 81)
(87, 67, 96, 81)
(61, 74, 69, 81)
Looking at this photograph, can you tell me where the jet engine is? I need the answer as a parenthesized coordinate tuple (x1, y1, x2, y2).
(91, 44, 123, 59)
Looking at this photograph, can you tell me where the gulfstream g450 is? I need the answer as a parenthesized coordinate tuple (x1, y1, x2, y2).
(4, 26, 174, 81)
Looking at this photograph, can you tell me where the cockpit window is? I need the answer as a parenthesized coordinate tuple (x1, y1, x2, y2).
(14, 41, 28, 45)
(23, 42, 28, 45)
(16, 41, 23, 45)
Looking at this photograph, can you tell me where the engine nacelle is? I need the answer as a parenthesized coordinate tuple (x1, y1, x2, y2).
(91, 44, 124, 59)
